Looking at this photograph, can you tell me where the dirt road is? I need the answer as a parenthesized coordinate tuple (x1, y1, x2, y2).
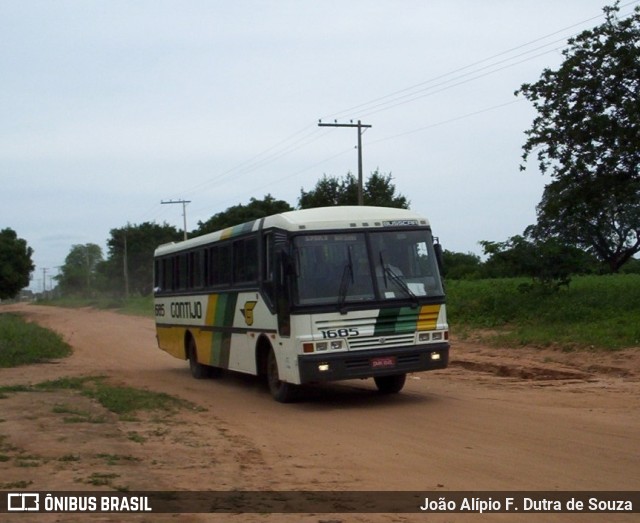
(1, 304, 638, 522)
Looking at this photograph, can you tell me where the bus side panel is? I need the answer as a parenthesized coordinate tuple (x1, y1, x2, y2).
(156, 325, 188, 360)
(229, 292, 279, 376)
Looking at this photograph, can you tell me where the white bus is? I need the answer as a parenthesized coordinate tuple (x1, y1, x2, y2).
(153, 206, 449, 402)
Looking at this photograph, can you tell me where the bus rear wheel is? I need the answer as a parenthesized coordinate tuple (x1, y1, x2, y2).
(374, 373, 406, 394)
(187, 337, 211, 379)
(267, 348, 297, 403)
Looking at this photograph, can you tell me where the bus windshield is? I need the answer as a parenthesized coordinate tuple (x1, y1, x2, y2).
(292, 229, 444, 307)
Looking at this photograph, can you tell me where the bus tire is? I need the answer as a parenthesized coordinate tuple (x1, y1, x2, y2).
(267, 348, 297, 403)
(187, 337, 210, 379)
(374, 373, 406, 394)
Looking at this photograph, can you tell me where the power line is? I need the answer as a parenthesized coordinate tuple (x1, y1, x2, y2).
(322, 0, 640, 121)
(140, 2, 640, 223)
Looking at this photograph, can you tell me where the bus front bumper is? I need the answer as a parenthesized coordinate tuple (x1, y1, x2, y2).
(297, 343, 449, 383)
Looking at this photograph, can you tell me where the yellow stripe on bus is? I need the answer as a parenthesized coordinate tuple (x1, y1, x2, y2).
(417, 304, 440, 331)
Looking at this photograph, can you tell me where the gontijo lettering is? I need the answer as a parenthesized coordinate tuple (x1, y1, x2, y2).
(169, 301, 202, 319)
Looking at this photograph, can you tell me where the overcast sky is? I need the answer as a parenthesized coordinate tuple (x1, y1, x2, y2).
(1, 0, 631, 291)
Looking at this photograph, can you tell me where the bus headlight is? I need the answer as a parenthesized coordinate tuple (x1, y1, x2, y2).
(316, 342, 328, 351)
(330, 340, 343, 350)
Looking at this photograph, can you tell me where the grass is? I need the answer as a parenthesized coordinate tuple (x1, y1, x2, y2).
(0, 376, 202, 420)
(446, 274, 640, 350)
(39, 295, 153, 317)
(0, 313, 71, 367)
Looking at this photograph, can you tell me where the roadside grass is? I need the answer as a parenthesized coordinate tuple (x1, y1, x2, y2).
(34, 376, 202, 419)
(447, 274, 640, 350)
(0, 376, 201, 492)
(0, 313, 71, 367)
(0, 376, 204, 420)
(39, 295, 153, 317)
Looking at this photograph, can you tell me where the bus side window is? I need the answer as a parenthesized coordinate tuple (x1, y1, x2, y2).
(262, 233, 276, 305)
(233, 238, 258, 283)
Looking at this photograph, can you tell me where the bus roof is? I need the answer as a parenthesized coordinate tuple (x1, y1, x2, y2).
(155, 206, 431, 256)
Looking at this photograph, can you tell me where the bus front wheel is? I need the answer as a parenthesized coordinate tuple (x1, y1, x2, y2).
(267, 349, 297, 403)
(374, 373, 406, 394)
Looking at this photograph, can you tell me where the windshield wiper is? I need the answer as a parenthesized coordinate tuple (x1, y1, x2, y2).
(338, 246, 354, 313)
(379, 252, 419, 307)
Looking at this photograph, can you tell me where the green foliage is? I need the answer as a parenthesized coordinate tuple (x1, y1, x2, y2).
(100, 221, 181, 296)
(0, 313, 71, 367)
(441, 250, 483, 280)
(447, 274, 640, 349)
(8, 376, 202, 418)
(517, 3, 640, 272)
(56, 243, 104, 296)
(0, 228, 34, 300)
(479, 233, 597, 288)
(194, 194, 293, 236)
(86, 381, 193, 415)
(298, 170, 409, 209)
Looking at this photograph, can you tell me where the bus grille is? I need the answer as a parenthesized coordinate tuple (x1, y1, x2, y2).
(348, 333, 415, 350)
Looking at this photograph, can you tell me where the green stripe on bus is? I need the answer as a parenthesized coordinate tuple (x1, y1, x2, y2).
(210, 293, 238, 368)
(373, 307, 419, 336)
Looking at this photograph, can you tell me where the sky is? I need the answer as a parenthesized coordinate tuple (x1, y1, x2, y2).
(1, 0, 633, 292)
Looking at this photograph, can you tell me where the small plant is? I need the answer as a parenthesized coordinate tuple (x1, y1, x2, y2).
(127, 432, 146, 444)
(86, 472, 120, 486)
(96, 453, 141, 465)
(58, 454, 81, 462)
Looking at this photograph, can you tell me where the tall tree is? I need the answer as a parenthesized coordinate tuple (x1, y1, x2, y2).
(193, 194, 293, 236)
(0, 228, 34, 299)
(102, 222, 181, 296)
(56, 244, 103, 296)
(298, 170, 409, 209)
(516, 2, 640, 272)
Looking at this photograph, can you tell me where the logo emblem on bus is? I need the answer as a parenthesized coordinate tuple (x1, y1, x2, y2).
(379, 337, 387, 344)
(241, 301, 257, 326)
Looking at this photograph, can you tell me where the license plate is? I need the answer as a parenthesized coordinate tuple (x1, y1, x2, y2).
(371, 356, 396, 369)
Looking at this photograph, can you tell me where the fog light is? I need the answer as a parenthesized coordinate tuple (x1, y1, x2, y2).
(430, 352, 441, 361)
(318, 363, 330, 372)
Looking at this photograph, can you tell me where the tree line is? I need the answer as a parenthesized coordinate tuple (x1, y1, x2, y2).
(1, 3, 638, 300)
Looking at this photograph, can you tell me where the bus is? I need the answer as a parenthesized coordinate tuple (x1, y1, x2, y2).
(153, 206, 449, 402)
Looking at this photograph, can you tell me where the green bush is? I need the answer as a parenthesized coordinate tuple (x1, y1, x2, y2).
(446, 274, 640, 350)
(0, 314, 71, 367)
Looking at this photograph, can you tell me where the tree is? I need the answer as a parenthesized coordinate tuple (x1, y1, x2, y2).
(0, 228, 34, 299)
(101, 222, 181, 296)
(516, 2, 640, 272)
(480, 233, 597, 288)
(193, 194, 293, 236)
(56, 244, 103, 296)
(441, 250, 482, 280)
(298, 170, 409, 209)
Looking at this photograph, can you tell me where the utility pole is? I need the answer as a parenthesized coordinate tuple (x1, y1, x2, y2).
(123, 231, 129, 299)
(318, 119, 372, 205)
(161, 199, 191, 240)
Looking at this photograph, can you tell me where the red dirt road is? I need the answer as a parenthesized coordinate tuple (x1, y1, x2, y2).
(1, 303, 638, 522)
